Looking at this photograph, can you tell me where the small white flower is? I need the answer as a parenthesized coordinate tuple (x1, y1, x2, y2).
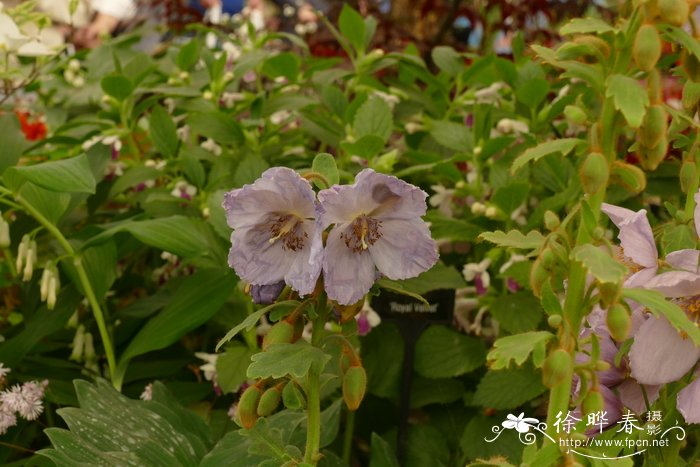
(227, 403, 237, 421)
(485, 206, 499, 218)
(195, 352, 218, 383)
(270, 110, 291, 125)
(140, 383, 153, 401)
(499, 254, 527, 274)
(203, 90, 214, 101)
(471, 202, 486, 215)
(405, 122, 423, 134)
(201, 138, 222, 156)
(463, 258, 491, 293)
(372, 91, 400, 109)
(502, 412, 539, 433)
(0, 363, 9, 379)
(472, 82, 506, 105)
(0, 406, 17, 435)
(67, 59, 81, 71)
(145, 159, 167, 171)
(171, 181, 197, 199)
(494, 118, 529, 136)
(429, 185, 455, 217)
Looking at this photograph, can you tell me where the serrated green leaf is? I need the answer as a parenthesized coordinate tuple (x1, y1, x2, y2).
(425, 211, 484, 242)
(511, 138, 584, 173)
(479, 230, 545, 249)
(606, 74, 648, 128)
(560, 17, 615, 35)
(247, 343, 331, 379)
(101, 75, 133, 101)
(490, 291, 544, 334)
(474, 366, 546, 409)
(415, 325, 486, 378)
(429, 120, 472, 152)
(378, 262, 466, 296)
(487, 331, 554, 370)
(623, 288, 700, 346)
(338, 4, 366, 54)
(234, 153, 269, 187)
(340, 135, 385, 158)
(662, 224, 696, 255)
(432, 46, 463, 77)
(661, 25, 700, 63)
(216, 301, 300, 351)
(354, 97, 393, 143)
(410, 377, 465, 408)
(571, 244, 628, 284)
(216, 345, 256, 394)
(188, 111, 244, 145)
(369, 433, 400, 467)
(262, 52, 300, 81)
(150, 105, 178, 158)
(177, 38, 200, 71)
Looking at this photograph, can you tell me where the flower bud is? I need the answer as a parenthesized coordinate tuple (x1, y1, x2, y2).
(639, 136, 668, 171)
(547, 315, 563, 328)
(611, 161, 647, 194)
(23, 240, 37, 282)
(682, 81, 700, 113)
(256, 386, 282, 417)
(579, 152, 609, 195)
(342, 366, 367, 411)
(40, 264, 51, 302)
(581, 388, 605, 416)
(639, 105, 667, 149)
(680, 161, 698, 193)
(632, 25, 661, 72)
(0, 217, 9, 248)
(238, 386, 262, 429)
(262, 321, 296, 350)
(682, 50, 700, 82)
(647, 69, 663, 104)
(544, 211, 560, 231)
(658, 0, 689, 27)
(541, 249, 557, 270)
(595, 361, 611, 372)
(47, 276, 58, 310)
(250, 281, 285, 305)
(70, 325, 86, 361)
(607, 303, 631, 342)
(83, 332, 96, 361)
(564, 105, 587, 125)
(591, 226, 605, 241)
(542, 349, 573, 388)
(16, 234, 29, 273)
(598, 281, 622, 308)
(530, 257, 549, 298)
(282, 381, 306, 410)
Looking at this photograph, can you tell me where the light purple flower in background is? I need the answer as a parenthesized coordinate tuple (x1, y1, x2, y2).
(223, 167, 322, 296)
(316, 169, 438, 305)
(601, 203, 659, 287)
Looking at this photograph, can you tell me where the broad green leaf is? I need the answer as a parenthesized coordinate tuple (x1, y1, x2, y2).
(623, 288, 700, 346)
(414, 325, 486, 378)
(461, 415, 524, 464)
(511, 138, 584, 173)
(429, 120, 472, 152)
(188, 111, 244, 145)
(340, 135, 385, 158)
(560, 17, 615, 35)
(491, 182, 530, 215)
(233, 153, 269, 187)
(479, 230, 545, 249)
(119, 269, 233, 364)
(149, 105, 178, 158)
(515, 78, 550, 109)
(338, 4, 366, 54)
(216, 301, 300, 351)
(101, 75, 133, 101)
(404, 425, 450, 467)
(662, 224, 697, 255)
(0, 113, 30, 175)
(216, 344, 256, 394)
(487, 331, 554, 370)
(473, 366, 547, 409)
(490, 291, 544, 334)
(410, 377, 464, 408)
(176, 38, 200, 71)
(262, 52, 300, 81)
(572, 244, 628, 284)
(432, 46, 463, 77)
(63, 241, 117, 299)
(7, 154, 96, 193)
(311, 153, 340, 189)
(425, 211, 483, 242)
(361, 323, 404, 399)
(200, 431, 266, 467)
(379, 263, 466, 296)
(354, 97, 393, 143)
(16, 182, 71, 224)
(369, 433, 400, 467)
(606, 74, 648, 128)
(247, 343, 332, 379)
(661, 25, 700, 63)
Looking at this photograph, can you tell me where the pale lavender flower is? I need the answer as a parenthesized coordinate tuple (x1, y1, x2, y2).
(356, 300, 381, 336)
(0, 406, 17, 435)
(0, 385, 24, 412)
(223, 168, 322, 296)
(316, 169, 438, 305)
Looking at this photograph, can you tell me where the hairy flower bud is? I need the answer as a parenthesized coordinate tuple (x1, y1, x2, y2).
(564, 105, 587, 126)
(262, 321, 296, 350)
(579, 152, 609, 195)
(633, 25, 661, 72)
(238, 386, 262, 429)
(542, 349, 573, 388)
(282, 381, 306, 410)
(682, 50, 700, 82)
(639, 105, 667, 149)
(680, 161, 698, 193)
(598, 282, 622, 308)
(342, 366, 367, 411)
(682, 81, 700, 113)
(547, 315, 563, 328)
(256, 386, 282, 417)
(607, 303, 631, 342)
(639, 136, 668, 171)
(611, 161, 647, 194)
(544, 211, 561, 231)
(658, 0, 689, 26)
(581, 388, 605, 416)
(530, 257, 549, 298)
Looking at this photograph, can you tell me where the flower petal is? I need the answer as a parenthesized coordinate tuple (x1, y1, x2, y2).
(369, 219, 438, 280)
(678, 377, 700, 424)
(285, 221, 322, 296)
(645, 270, 700, 297)
(618, 380, 660, 414)
(629, 317, 700, 385)
(228, 227, 296, 286)
(695, 189, 700, 238)
(624, 266, 657, 288)
(323, 224, 376, 305)
(666, 250, 700, 274)
(601, 203, 636, 227)
(606, 207, 657, 268)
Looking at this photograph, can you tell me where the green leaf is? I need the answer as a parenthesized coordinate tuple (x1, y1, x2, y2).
(200, 431, 266, 467)
(425, 211, 483, 242)
(216, 301, 301, 351)
(119, 269, 233, 365)
(234, 153, 269, 187)
(7, 154, 96, 193)
(661, 25, 700, 63)
(606, 74, 648, 128)
(177, 38, 200, 71)
(515, 78, 550, 109)
(361, 323, 403, 399)
(311, 153, 340, 189)
(414, 325, 486, 378)
(354, 97, 393, 143)
(340, 135, 385, 158)
(429, 120, 472, 153)
(479, 230, 545, 249)
(487, 331, 554, 370)
(65, 241, 117, 299)
(474, 366, 547, 409)
(262, 52, 300, 81)
(491, 182, 530, 215)
(101, 75, 133, 101)
(623, 288, 700, 346)
(369, 433, 400, 467)
(410, 377, 464, 408)
(338, 4, 366, 54)
(379, 263, 466, 296)
(560, 17, 615, 35)
(571, 244, 628, 284)
(0, 113, 30, 175)
(247, 343, 332, 379)
(216, 344, 256, 394)
(432, 46, 463, 77)
(460, 414, 524, 464)
(662, 224, 697, 255)
(16, 182, 71, 224)
(188, 111, 244, 145)
(510, 138, 584, 173)
(149, 106, 179, 158)
(490, 291, 544, 334)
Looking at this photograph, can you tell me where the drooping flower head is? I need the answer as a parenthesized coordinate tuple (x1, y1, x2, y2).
(223, 168, 322, 296)
(316, 169, 438, 305)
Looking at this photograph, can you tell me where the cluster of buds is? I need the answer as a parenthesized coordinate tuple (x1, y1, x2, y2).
(39, 261, 60, 310)
(63, 59, 85, 88)
(16, 234, 37, 281)
(237, 379, 305, 429)
(69, 325, 98, 373)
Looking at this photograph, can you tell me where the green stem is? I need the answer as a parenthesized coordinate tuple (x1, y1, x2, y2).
(304, 293, 328, 465)
(2, 187, 117, 385)
(342, 409, 355, 464)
